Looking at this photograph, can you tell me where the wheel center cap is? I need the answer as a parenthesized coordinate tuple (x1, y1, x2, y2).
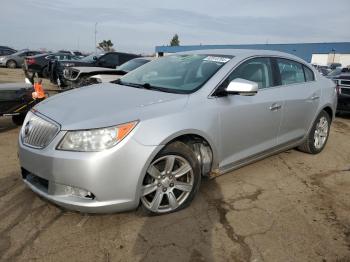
(161, 177, 171, 187)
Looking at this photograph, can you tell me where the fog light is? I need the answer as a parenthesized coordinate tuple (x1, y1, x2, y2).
(65, 185, 95, 199)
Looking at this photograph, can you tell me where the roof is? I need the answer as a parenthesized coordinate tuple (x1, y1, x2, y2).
(174, 49, 307, 63)
(155, 42, 350, 62)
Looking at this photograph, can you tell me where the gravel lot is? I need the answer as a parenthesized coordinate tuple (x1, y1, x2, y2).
(1, 69, 350, 262)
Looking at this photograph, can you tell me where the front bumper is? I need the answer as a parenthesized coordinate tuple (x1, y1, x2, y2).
(18, 131, 161, 213)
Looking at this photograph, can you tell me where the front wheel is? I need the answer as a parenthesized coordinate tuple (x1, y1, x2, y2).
(298, 110, 331, 154)
(140, 141, 201, 215)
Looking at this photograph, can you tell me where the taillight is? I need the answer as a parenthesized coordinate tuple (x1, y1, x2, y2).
(26, 58, 36, 65)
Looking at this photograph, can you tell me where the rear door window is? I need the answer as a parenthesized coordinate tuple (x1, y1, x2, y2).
(277, 58, 305, 85)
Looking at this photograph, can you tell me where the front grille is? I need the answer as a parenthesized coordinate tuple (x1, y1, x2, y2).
(63, 68, 79, 80)
(341, 88, 350, 95)
(21, 112, 59, 149)
(340, 80, 350, 86)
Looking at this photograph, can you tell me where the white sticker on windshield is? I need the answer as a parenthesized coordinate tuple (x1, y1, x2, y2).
(203, 56, 230, 63)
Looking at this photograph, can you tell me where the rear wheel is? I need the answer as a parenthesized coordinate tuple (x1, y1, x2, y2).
(298, 110, 330, 154)
(140, 141, 201, 215)
(6, 60, 17, 69)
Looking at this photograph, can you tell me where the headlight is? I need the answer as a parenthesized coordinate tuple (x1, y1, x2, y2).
(57, 121, 138, 152)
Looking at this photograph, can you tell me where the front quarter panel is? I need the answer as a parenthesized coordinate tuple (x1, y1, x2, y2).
(132, 95, 221, 169)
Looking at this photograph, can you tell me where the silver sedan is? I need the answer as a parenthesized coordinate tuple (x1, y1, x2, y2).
(18, 49, 337, 214)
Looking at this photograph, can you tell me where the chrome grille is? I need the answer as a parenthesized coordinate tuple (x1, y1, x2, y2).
(21, 112, 59, 149)
(340, 80, 350, 87)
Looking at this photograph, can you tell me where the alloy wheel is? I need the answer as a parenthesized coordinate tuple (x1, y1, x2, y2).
(314, 116, 329, 149)
(141, 155, 194, 213)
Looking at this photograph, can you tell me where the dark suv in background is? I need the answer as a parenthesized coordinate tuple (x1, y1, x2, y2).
(334, 68, 350, 113)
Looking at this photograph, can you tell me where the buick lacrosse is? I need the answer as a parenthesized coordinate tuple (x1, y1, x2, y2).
(19, 49, 337, 214)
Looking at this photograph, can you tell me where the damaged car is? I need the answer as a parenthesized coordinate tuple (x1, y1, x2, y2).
(18, 49, 337, 215)
(63, 57, 153, 88)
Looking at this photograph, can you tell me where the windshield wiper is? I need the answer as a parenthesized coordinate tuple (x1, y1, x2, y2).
(114, 80, 171, 93)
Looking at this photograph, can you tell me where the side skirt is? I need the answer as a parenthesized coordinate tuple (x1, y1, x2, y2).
(218, 137, 304, 176)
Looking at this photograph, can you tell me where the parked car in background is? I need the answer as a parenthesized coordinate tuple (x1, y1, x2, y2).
(18, 49, 337, 215)
(326, 67, 343, 80)
(0, 50, 42, 68)
(0, 46, 17, 57)
(0, 82, 35, 125)
(334, 69, 350, 113)
(312, 64, 331, 76)
(63, 57, 153, 88)
(329, 63, 342, 70)
(50, 52, 141, 87)
(24, 52, 81, 79)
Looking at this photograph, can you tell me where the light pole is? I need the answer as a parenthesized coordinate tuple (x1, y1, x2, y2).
(94, 22, 98, 54)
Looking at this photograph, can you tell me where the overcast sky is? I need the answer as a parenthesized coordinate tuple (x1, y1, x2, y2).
(1, 0, 349, 54)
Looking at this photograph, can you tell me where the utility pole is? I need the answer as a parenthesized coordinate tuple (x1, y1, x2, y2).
(94, 22, 98, 54)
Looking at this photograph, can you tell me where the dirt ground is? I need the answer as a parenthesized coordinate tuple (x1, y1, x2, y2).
(1, 69, 350, 262)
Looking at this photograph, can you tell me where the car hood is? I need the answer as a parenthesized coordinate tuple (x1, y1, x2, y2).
(34, 83, 189, 130)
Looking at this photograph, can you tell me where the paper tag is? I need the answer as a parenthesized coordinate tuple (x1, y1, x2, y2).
(203, 56, 230, 63)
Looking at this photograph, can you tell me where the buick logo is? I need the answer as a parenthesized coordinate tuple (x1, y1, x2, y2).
(24, 121, 32, 138)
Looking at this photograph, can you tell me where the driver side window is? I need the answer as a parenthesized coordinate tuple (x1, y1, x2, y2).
(227, 57, 274, 89)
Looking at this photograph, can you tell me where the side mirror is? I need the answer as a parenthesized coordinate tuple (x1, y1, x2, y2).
(93, 56, 97, 61)
(225, 78, 258, 96)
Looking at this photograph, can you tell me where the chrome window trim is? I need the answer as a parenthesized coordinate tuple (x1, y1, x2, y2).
(209, 55, 316, 98)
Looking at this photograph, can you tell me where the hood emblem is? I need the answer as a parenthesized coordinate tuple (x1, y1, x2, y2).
(24, 120, 32, 138)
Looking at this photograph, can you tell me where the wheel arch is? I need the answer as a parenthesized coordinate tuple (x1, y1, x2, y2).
(150, 130, 219, 177)
(322, 105, 333, 122)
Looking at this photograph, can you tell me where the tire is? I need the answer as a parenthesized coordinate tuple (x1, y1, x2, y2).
(140, 141, 201, 215)
(12, 114, 26, 126)
(42, 66, 49, 78)
(6, 60, 17, 69)
(298, 110, 331, 154)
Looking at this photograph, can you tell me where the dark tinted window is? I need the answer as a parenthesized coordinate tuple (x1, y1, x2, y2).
(303, 66, 315, 81)
(102, 53, 119, 64)
(277, 58, 305, 85)
(1, 50, 14, 55)
(228, 57, 274, 89)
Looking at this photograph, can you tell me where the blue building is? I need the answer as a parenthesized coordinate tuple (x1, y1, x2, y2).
(155, 42, 350, 63)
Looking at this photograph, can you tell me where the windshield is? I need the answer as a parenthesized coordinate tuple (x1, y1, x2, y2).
(117, 58, 150, 73)
(119, 54, 232, 93)
(79, 53, 103, 63)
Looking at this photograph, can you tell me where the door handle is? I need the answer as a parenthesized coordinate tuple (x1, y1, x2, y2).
(310, 95, 320, 100)
(269, 103, 281, 111)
